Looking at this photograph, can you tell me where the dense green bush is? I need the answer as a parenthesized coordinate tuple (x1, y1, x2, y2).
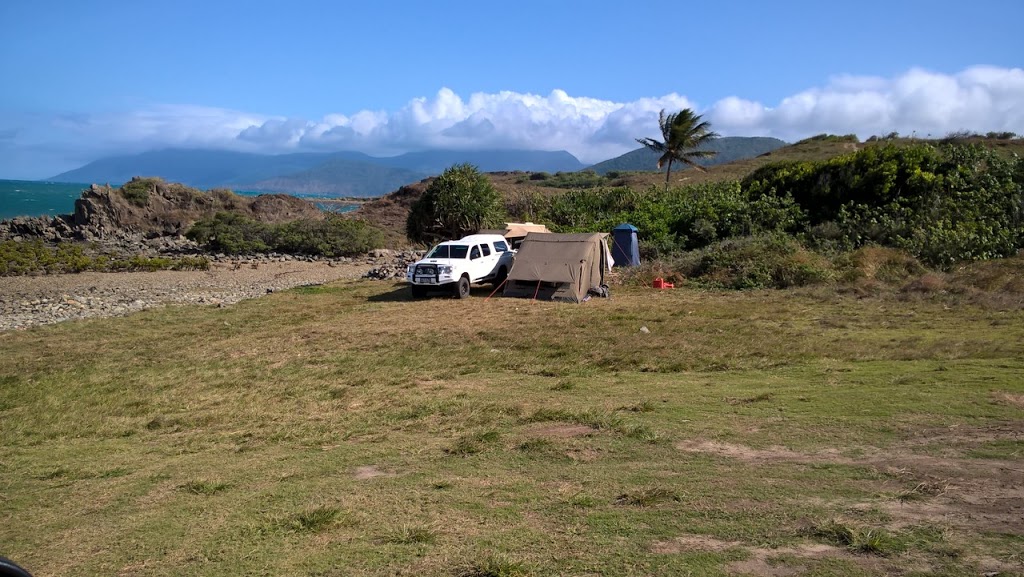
(528, 181, 802, 258)
(541, 170, 608, 189)
(186, 212, 273, 254)
(120, 177, 161, 206)
(743, 143, 1023, 267)
(406, 164, 503, 243)
(187, 213, 384, 256)
(672, 235, 834, 289)
(271, 215, 384, 257)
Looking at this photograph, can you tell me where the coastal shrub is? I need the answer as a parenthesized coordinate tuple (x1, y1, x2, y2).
(540, 181, 802, 257)
(187, 212, 384, 256)
(742, 143, 1024, 267)
(541, 170, 608, 189)
(672, 235, 834, 290)
(834, 246, 926, 284)
(186, 212, 273, 254)
(272, 215, 384, 257)
(406, 164, 503, 243)
(120, 177, 161, 206)
(504, 190, 550, 223)
(0, 240, 210, 276)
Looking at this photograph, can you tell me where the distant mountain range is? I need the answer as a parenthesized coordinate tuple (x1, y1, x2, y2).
(47, 138, 786, 197)
(49, 149, 588, 197)
(586, 137, 787, 174)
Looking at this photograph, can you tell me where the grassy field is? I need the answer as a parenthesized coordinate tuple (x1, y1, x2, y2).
(1, 279, 1023, 576)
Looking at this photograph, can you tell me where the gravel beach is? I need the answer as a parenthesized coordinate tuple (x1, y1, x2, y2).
(0, 260, 380, 332)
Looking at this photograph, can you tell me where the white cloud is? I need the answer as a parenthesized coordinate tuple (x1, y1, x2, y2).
(5, 66, 1024, 178)
(710, 66, 1024, 140)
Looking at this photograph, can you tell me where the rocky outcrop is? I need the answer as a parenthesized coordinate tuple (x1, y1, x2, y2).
(1, 178, 324, 255)
(349, 178, 432, 245)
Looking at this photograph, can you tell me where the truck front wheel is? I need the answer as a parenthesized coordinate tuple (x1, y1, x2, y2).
(455, 276, 471, 299)
(411, 284, 427, 299)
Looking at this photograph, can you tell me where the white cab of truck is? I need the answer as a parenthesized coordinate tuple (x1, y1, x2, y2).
(407, 234, 514, 298)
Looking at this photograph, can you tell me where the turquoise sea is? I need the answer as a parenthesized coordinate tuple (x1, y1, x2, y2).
(0, 179, 357, 221)
(0, 180, 88, 220)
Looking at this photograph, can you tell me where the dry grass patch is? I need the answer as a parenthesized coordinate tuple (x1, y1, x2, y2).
(992, 391, 1024, 409)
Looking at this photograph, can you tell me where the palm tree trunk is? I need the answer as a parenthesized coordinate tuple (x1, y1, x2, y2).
(664, 159, 673, 191)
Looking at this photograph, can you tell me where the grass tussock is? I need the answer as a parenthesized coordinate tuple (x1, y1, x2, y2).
(806, 520, 905, 556)
(179, 480, 230, 496)
(516, 438, 553, 453)
(614, 487, 679, 507)
(381, 524, 438, 545)
(282, 506, 342, 533)
(454, 555, 533, 577)
(725, 392, 773, 405)
(895, 481, 948, 502)
(445, 430, 501, 456)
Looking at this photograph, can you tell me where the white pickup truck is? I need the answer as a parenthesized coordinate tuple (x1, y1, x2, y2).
(407, 234, 515, 298)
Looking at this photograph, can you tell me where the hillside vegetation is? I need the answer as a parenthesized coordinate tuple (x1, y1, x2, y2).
(588, 136, 787, 175)
(357, 135, 1024, 285)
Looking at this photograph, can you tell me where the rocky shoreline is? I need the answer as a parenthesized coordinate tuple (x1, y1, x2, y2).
(0, 250, 422, 332)
(0, 180, 431, 332)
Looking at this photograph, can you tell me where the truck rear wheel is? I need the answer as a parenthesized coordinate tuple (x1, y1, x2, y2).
(455, 276, 471, 299)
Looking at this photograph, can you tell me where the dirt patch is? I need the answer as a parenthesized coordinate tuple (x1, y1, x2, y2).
(650, 534, 743, 554)
(353, 465, 392, 480)
(651, 534, 875, 576)
(675, 439, 844, 464)
(527, 423, 596, 438)
(565, 448, 602, 462)
(678, 425, 1024, 536)
(992, 391, 1024, 409)
(899, 421, 1024, 447)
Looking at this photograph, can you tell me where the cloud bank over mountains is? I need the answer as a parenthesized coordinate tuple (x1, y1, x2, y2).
(4, 66, 1023, 178)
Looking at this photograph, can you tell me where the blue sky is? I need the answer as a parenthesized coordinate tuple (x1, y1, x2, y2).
(1, 0, 1022, 178)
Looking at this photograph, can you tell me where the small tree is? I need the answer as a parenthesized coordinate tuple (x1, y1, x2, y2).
(636, 108, 719, 190)
(406, 163, 502, 243)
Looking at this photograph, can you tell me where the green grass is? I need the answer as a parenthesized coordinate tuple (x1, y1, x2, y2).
(1, 280, 1023, 576)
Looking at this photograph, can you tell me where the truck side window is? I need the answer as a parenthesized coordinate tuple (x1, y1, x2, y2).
(481, 244, 491, 257)
(470, 246, 481, 260)
(494, 241, 509, 252)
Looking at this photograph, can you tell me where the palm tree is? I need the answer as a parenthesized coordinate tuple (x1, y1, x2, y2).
(636, 108, 719, 190)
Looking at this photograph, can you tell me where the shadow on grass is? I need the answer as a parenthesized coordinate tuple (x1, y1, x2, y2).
(367, 283, 500, 302)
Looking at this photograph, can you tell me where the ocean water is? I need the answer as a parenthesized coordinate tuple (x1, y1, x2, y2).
(0, 180, 89, 220)
(0, 179, 357, 221)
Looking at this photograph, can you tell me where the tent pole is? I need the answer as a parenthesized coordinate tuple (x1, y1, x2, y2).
(532, 279, 541, 301)
(485, 278, 508, 301)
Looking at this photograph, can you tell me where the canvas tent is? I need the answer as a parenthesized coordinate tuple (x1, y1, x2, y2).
(503, 232, 612, 303)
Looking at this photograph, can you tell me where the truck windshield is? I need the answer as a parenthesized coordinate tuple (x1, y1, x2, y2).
(426, 244, 469, 259)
